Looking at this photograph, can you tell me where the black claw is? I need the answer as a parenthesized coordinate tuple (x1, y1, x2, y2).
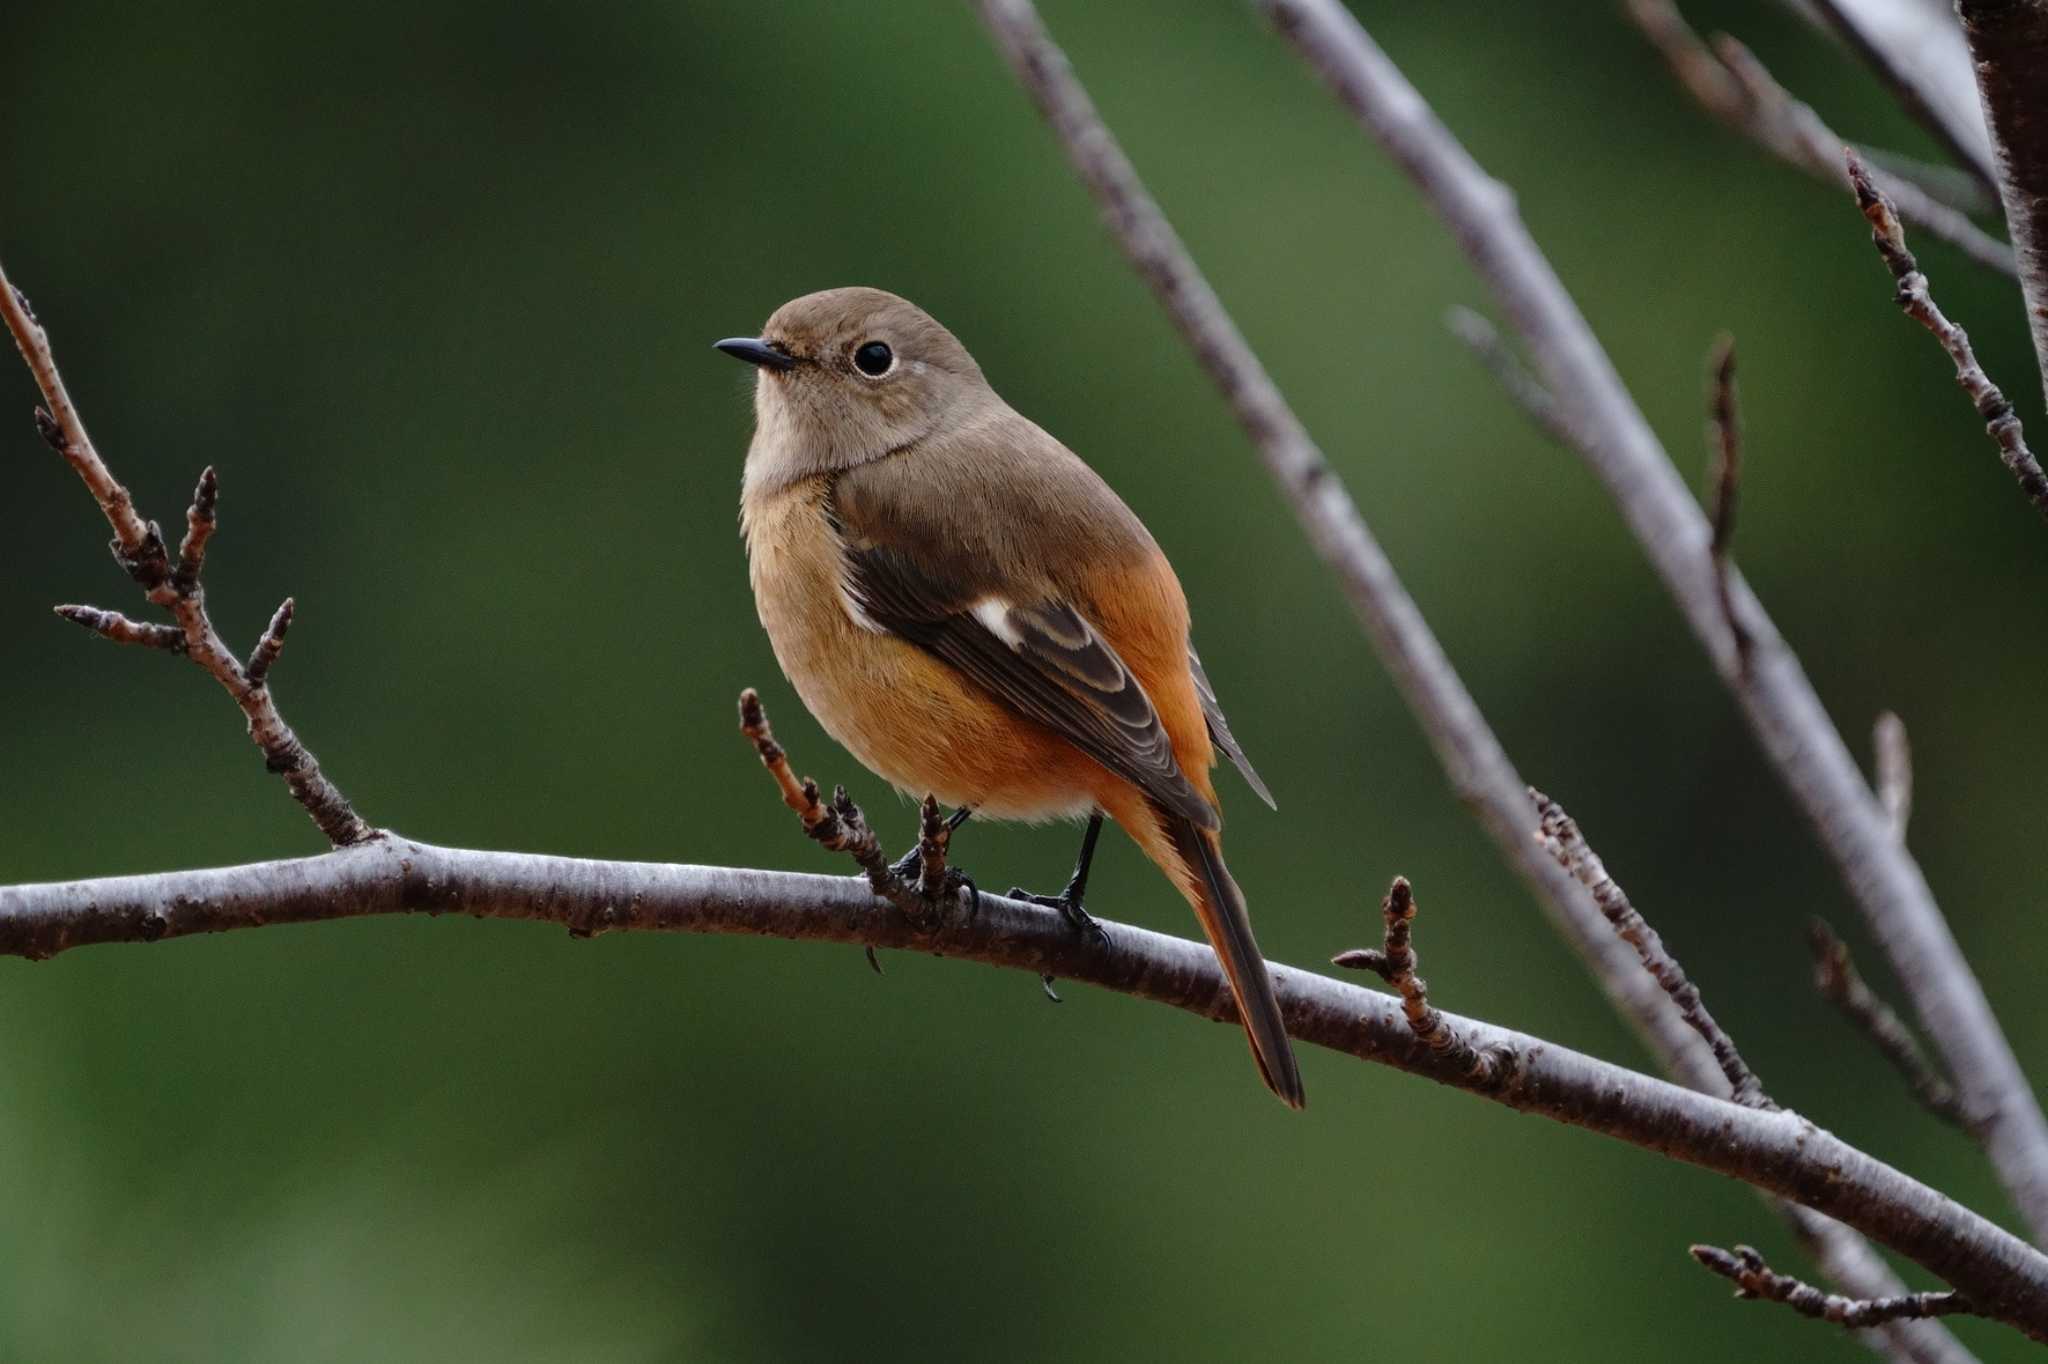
(864, 945, 883, 975)
(1040, 974, 1063, 1003)
(1007, 886, 1111, 950)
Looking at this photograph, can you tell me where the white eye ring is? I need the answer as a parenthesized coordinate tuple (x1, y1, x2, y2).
(851, 340, 895, 378)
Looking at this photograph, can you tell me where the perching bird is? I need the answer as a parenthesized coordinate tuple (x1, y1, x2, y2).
(720, 287, 1302, 1109)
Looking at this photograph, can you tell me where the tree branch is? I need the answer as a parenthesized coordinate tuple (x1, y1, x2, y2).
(1874, 711, 1913, 840)
(1534, 791, 1771, 1108)
(1704, 333, 1751, 664)
(1, 836, 2045, 1336)
(1693, 1243, 1976, 1331)
(1799, 0, 1999, 193)
(1259, 0, 2048, 1247)
(1332, 877, 1508, 1085)
(1954, 0, 2048, 404)
(975, 4, 1987, 1351)
(1847, 151, 2048, 524)
(1443, 306, 1579, 445)
(1811, 919, 1966, 1127)
(1630, 0, 2013, 276)
(1, 264, 374, 848)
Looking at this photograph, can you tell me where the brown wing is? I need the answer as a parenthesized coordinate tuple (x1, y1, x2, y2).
(1188, 644, 1276, 810)
(837, 534, 1219, 831)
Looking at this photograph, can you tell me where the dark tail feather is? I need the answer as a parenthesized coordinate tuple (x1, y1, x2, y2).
(1164, 813, 1305, 1109)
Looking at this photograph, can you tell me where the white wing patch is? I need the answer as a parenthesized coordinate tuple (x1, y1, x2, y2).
(970, 597, 1025, 649)
(838, 576, 886, 633)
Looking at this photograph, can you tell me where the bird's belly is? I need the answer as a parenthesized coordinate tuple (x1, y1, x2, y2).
(743, 483, 1101, 821)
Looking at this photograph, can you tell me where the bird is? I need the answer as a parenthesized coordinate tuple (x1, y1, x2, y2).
(718, 286, 1302, 1109)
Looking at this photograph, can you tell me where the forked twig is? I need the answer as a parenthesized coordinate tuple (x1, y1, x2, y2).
(1332, 877, 1511, 1086)
(1629, 0, 2013, 276)
(1, 266, 373, 847)
(737, 688, 971, 929)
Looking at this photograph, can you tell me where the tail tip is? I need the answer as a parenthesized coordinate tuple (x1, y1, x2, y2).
(1257, 1050, 1308, 1110)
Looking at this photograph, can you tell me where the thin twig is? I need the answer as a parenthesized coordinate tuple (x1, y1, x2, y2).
(1629, 0, 2013, 276)
(1811, 919, 1965, 1126)
(1332, 877, 1508, 1085)
(1705, 334, 1750, 664)
(738, 688, 902, 903)
(1260, 0, 2048, 1247)
(1848, 151, 2048, 524)
(245, 598, 293, 687)
(737, 689, 968, 926)
(1786, 1209, 1981, 1364)
(1875, 712, 1912, 841)
(1534, 790, 1772, 1109)
(1, 265, 374, 847)
(1, 840, 2046, 1339)
(1444, 306, 1577, 446)
(52, 604, 185, 652)
(1693, 1243, 1976, 1330)
(173, 465, 217, 596)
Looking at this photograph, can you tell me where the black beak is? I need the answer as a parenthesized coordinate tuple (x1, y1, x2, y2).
(713, 336, 798, 371)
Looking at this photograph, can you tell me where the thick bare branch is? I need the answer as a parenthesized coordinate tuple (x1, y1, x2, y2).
(1, 261, 373, 848)
(1, 839, 2046, 1338)
(1260, 0, 2048, 1246)
(1954, 0, 2048, 403)
(1630, 0, 2013, 276)
(1694, 1243, 1975, 1331)
(1848, 152, 2048, 524)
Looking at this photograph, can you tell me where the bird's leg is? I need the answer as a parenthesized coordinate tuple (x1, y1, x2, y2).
(1009, 811, 1110, 948)
(890, 805, 974, 881)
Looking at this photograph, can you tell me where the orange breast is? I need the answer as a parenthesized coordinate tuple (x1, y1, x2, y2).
(744, 478, 1109, 821)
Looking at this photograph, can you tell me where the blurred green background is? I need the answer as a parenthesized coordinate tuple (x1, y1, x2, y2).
(1, 0, 2041, 1358)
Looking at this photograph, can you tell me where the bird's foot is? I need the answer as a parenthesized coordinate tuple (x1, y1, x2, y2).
(1006, 884, 1111, 950)
(892, 861, 978, 933)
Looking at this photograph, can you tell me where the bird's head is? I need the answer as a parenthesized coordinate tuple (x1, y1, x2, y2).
(718, 287, 990, 493)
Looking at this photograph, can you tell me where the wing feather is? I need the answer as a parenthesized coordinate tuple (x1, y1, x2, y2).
(842, 537, 1218, 829)
(1189, 645, 1276, 810)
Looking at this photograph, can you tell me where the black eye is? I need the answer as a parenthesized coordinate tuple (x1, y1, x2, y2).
(853, 341, 893, 376)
